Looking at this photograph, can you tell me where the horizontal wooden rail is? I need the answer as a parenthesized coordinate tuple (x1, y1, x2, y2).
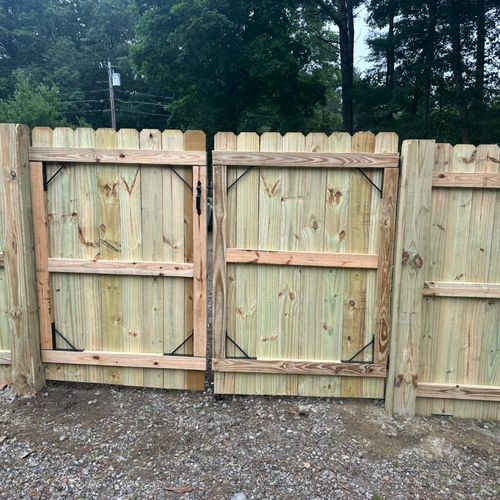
(29, 147, 207, 166)
(432, 172, 500, 189)
(42, 350, 206, 371)
(417, 382, 500, 402)
(212, 359, 386, 378)
(226, 249, 378, 269)
(213, 151, 399, 169)
(423, 281, 500, 299)
(0, 351, 11, 365)
(48, 258, 194, 277)
(0, 252, 4, 268)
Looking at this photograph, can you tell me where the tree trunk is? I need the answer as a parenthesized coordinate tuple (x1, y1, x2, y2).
(475, 0, 486, 106)
(422, 0, 437, 122)
(449, 0, 470, 143)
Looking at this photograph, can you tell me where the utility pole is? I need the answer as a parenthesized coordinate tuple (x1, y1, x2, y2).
(107, 60, 117, 130)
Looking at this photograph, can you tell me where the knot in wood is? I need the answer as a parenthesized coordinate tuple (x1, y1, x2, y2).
(10, 170, 17, 180)
(413, 254, 423, 269)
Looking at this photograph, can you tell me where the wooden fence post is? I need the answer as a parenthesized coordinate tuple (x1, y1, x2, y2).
(0, 124, 45, 395)
(386, 140, 435, 416)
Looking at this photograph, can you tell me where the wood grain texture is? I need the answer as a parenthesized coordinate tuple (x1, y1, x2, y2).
(386, 140, 435, 416)
(0, 252, 4, 267)
(423, 281, 500, 298)
(432, 172, 500, 188)
(30, 146, 206, 165)
(374, 167, 399, 363)
(30, 162, 53, 350)
(213, 359, 386, 377)
(0, 351, 11, 365)
(213, 151, 398, 169)
(42, 350, 206, 370)
(226, 249, 378, 268)
(0, 124, 45, 394)
(417, 383, 500, 402)
(48, 258, 194, 277)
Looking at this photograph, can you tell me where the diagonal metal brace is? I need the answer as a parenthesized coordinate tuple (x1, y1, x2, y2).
(226, 333, 256, 359)
(342, 336, 375, 364)
(227, 166, 257, 192)
(357, 169, 383, 197)
(169, 167, 193, 191)
(52, 323, 83, 352)
(167, 333, 193, 356)
(43, 163, 66, 191)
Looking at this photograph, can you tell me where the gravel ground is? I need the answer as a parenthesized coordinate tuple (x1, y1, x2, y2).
(0, 384, 499, 499)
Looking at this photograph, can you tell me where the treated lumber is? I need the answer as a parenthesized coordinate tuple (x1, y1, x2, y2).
(417, 382, 500, 402)
(423, 281, 500, 298)
(386, 140, 435, 416)
(212, 359, 386, 378)
(47, 258, 194, 277)
(213, 164, 227, 360)
(30, 162, 53, 350)
(374, 167, 399, 363)
(226, 249, 378, 269)
(0, 252, 3, 267)
(41, 350, 206, 371)
(184, 130, 207, 390)
(192, 165, 207, 357)
(29, 146, 206, 166)
(0, 124, 45, 394)
(212, 151, 398, 169)
(0, 351, 11, 365)
(432, 172, 500, 189)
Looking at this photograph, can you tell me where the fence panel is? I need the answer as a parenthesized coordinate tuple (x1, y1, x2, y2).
(388, 141, 500, 420)
(30, 127, 207, 390)
(213, 131, 399, 398)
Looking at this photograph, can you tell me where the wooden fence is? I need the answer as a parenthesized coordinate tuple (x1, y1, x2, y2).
(386, 140, 500, 420)
(0, 124, 498, 421)
(212, 131, 399, 398)
(28, 126, 207, 391)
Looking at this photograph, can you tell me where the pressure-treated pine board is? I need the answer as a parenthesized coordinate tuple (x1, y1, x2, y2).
(212, 151, 398, 168)
(432, 171, 500, 188)
(29, 146, 206, 165)
(232, 132, 260, 396)
(139, 129, 165, 388)
(386, 140, 435, 416)
(423, 281, 500, 298)
(213, 132, 237, 394)
(341, 132, 375, 398)
(0, 129, 9, 385)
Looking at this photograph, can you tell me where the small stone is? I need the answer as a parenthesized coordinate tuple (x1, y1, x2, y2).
(230, 493, 247, 500)
(303, 462, 311, 468)
(298, 405, 310, 416)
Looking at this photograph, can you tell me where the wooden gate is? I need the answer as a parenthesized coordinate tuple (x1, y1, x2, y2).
(212, 132, 399, 397)
(29, 127, 207, 390)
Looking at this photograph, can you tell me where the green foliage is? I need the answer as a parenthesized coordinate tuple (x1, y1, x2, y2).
(0, 74, 66, 127)
(132, 0, 339, 133)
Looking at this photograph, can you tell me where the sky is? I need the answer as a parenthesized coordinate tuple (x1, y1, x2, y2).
(354, 5, 372, 73)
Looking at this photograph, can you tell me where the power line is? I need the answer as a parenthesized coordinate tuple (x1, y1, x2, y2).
(116, 90, 173, 100)
(116, 108, 170, 117)
(116, 98, 167, 107)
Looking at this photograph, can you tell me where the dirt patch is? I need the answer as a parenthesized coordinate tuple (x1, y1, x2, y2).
(0, 384, 499, 499)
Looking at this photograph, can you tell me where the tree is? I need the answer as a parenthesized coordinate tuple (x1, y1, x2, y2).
(305, 0, 361, 133)
(132, 0, 336, 134)
(0, 74, 66, 127)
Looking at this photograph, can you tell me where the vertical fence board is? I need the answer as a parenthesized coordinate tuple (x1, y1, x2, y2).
(0, 124, 45, 394)
(386, 140, 435, 416)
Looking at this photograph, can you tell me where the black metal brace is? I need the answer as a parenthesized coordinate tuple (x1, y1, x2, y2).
(43, 163, 66, 191)
(166, 333, 194, 356)
(196, 181, 202, 215)
(357, 169, 383, 197)
(169, 167, 193, 191)
(227, 166, 256, 192)
(226, 333, 256, 359)
(342, 335, 375, 364)
(52, 323, 83, 352)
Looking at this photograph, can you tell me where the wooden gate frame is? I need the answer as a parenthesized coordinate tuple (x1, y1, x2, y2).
(212, 150, 400, 379)
(29, 146, 207, 372)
